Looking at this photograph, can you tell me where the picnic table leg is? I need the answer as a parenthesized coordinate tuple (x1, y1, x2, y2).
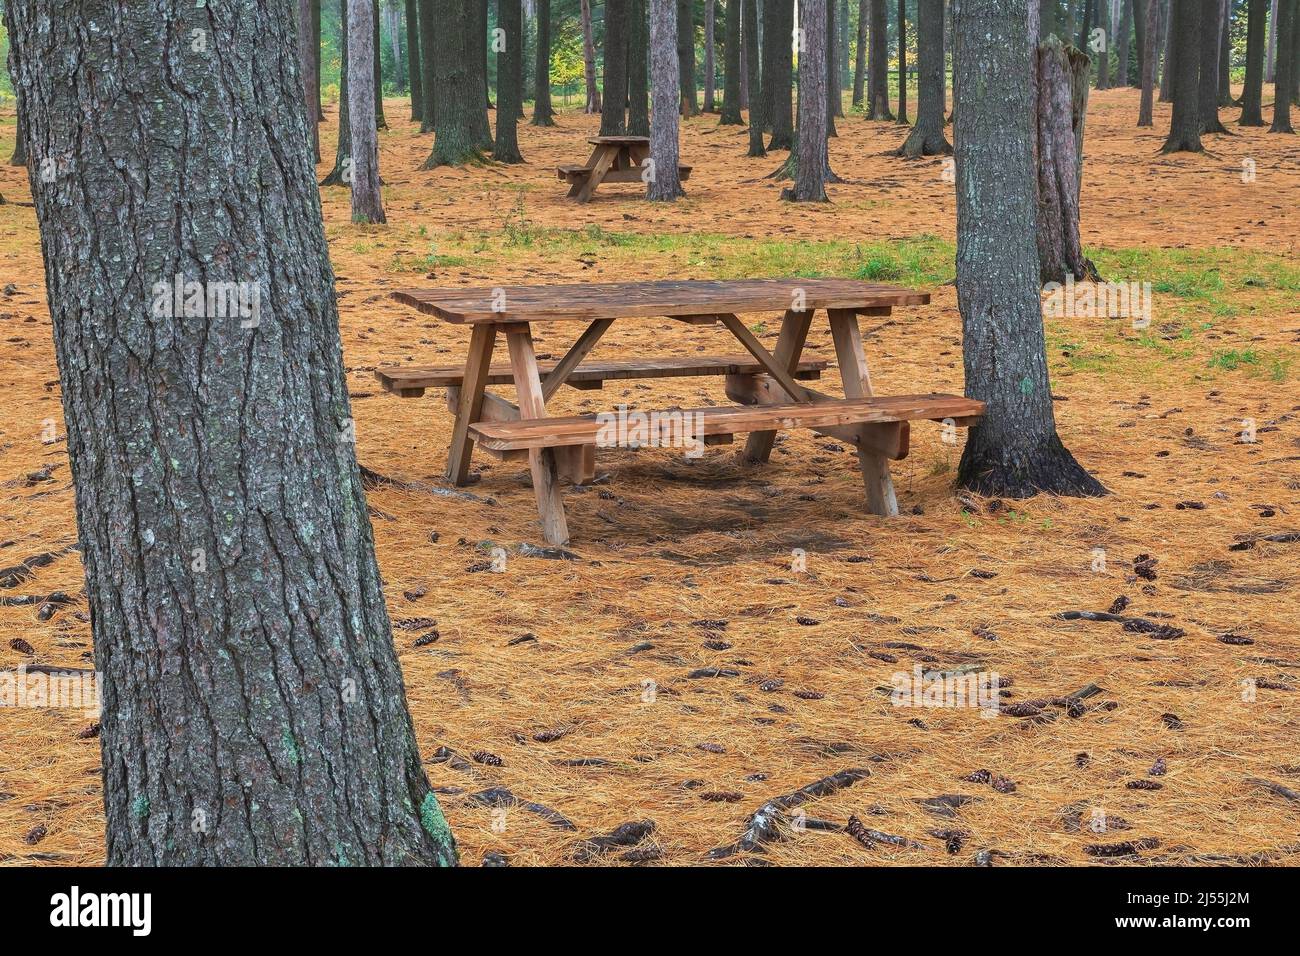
(741, 309, 814, 463)
(445, 323, 497, 486)
(575, 145, 617, 203)
(828, 308, 899, 517)
(505, 325, 571, 545)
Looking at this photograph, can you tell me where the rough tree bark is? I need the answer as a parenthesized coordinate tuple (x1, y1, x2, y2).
(6, 0, 457, 865)
(896, 0, 951, 156)
(1162, 0, 1203, 151)
(581, 0, 602, 112)
(1198, 0, 1229, 132)
(421, 0, 490, 166)
(322, 0, 353, 185)
(314, 0, 325, 120)
(601, 0, 630, 134)
(705, 0, 718, 111)
(494, 0, 525, 161)
(784, 0, 830, 201)
(764, 0, 795, 148)
(853, 0, 868, 106)
(350, 0, 386, 221)
(629, 0, 652, 135)
(649, 0, 687, 199)
(1138, 0, 1159, 125)
(533, 0, 557, 125)
(419, 0, 437, 130)
(897, 0, 909, 124)
(1158, 0, 1175, 101)
(951, 0, 1107, 501)
(471, 1, 493, 146)
(740, 0, 751, 109)
(867, 0, 895, 118)
(827, 0, 840, 135)
(1272, 0, 1296, 132)
(1217, 0, 1233, 106)
(1240, 0, 1268, 125)
(680, 0, 700, 115)
(1267, 0, 1279, 82)
(746, 0, 768, 155)
(406, 0, 423, 120)
(299, 0, 321, 162)
(722, 0, 745, 122)
(8, 102, 28, 167)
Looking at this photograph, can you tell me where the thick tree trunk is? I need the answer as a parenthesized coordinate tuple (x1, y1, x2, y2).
(1133, 0, 1147, 85)
(1240, 0, 1268, 124)
(1196, 0, 1229, 133)
(952, 0, 1107, 501)
(867, 0, 894, 118)
(1034, 35, 1096, 284)
(649, 0, 686, 199)
(1218, 0, 1233, 106)
(421, 0, 489, 166)
(1267, 0, 1279, 82)
(705, 0, 718, 111)
(494, 0, 525, 161)
(322, 0, 353, 185)
(765, 0, 795, 147)
(601, 0, 630, 134)
(1138, 0, 1159, 125)
(419, 0, 437, 130)
(853, 0, 868, 106)
(406, 0, 423, 120)
(896, 0, 909, 124)
(679, 0, 699, 114)
(896, 0, 950, 155)
(6, 0, 456, 866)
(722, 0, 745, 122)
(350, 0, 386, 221)
(745, 0, 768, 154)
(299, 0, 321, 161)
(581, 0, 602, 112)
(1272, 0, 1297, 132)
(1162, 0, 1203, 150)
(533, 0, 557, 124)
(785, 0, 830, 201)
(629, 0, 652, 135)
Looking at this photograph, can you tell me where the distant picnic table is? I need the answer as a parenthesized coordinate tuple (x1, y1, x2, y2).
(557, 136, 692, 203)
(381, 278, 983, 545)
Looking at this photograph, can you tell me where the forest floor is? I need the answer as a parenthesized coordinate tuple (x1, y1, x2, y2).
(1, 88, 1298, 866)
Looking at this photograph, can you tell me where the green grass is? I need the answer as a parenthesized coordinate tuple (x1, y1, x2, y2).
(1208, 348, 1260, 372)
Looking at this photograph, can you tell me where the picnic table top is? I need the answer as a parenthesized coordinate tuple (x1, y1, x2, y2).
(391, 278, 930, 324)
(587, 135, 650, 146)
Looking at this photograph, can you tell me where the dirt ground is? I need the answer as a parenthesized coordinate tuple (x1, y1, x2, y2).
(1, 88, 1298, 866)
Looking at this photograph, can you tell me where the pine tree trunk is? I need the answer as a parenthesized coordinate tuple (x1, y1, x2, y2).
(1163, 0, 1203, 150)
(1267, 0, 1279, 82)
(314, 0, 326, 120)
(704, 0, 718, 111)
(322, 0, 353, 185)
(679, 0, 699, 114)
(722, 0, 745, 122)
(827, 0, 840, 134)
(389, 1, 403, 89)
(419, 0, 437, 130)
(6, 0, 456, 866)
(896, 0, 949, 155)
(1116, 0, 1132, 84)
(1272, 0, 1296, 132)
(764, 0, 794, 147)
(1096, 1, 1111, 89)
(471, 2, 493, 145)
(581, 0, 602, 112)
(8, 103, 27, 167)
(841, 0, 852, 89)
(351, 0, 386, 220)
(373, 4, 388, 128)
(952, 0, 1107, 501)
(494, 0, 525, 160)
(745, 0, 768, 154)
(406, 0, 423, 119)
(299, 0, 321, 161)
(1240, 0, 1268, 124)
(1196, 0, 1228, 131)
(867, 0, 894, 118)
(1034, 35, 1096, 284)
(853, 0, 868, 106)
(533, 0, 557, 124)
(740, 0, 750, 110)
(629, 0, 652, 134)
(421, 0, 489, 165)
(1138, 0, 1159, 125)
(601, 0, 630, 133)
(1158, 0, 1175, 100)
(785, 0, 829, 201)
(649, 0, 686, 199)
(896, 0, 908, 124)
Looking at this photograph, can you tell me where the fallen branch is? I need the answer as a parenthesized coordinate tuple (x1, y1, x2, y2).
(569, 820, 656, 862)
(465, 786, 577, 831)
(1229, 531, 1300, 552)
(707, 768, 872, 859)
(1247, 778, 1300, 804)
(1057, 610, 1184, 640)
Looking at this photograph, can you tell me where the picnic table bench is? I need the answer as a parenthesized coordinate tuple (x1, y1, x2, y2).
(382, 279, 984, 545)
(557, 136, 691, 203)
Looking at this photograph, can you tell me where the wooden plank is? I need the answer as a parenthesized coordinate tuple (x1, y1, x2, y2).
(829, 308, 898, 517)
(469, 394, 985, 451)
(444, 324, 497, 486)
(390, 279, 930, 324)
(740, 309, 814, 463)
(540, 319, 614, 401)
(587, 135, 651, 145)
(376, 355, 830, 392)
(445, 386, 529, 462)
(505, 328, 570, 545)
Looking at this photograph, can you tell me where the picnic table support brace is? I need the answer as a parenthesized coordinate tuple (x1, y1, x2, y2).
(829, 308, 899, 516)
(732, 309, 814, 462)
(505, 327, 571, 544)
(445, 324, 497, 485)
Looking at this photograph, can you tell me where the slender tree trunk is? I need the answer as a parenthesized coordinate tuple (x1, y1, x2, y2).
(1138, 0, 1159, 125)
(1079, 0, 1094, 50)
(680, 0, 700, 114)
(1196, 0, 1229, 131)
(421, 0, 489, 165)
(406, 0, 423, 120)
(951, 0, 1106, 501)
(1158, 0, 1175, 100)
(740, 0, 750, 109)
(1034, 34, 1095, 283)
(472, 1, 493, 144)
(8, 103, 27, 167)
(1116, 0, 1132, 84)
(581, 0, 602, 112)
(388, 1, 403, 90)
(494, 0, 525, 160)
(867, 0, 894, 118)
(373, 4, 388, 128)
(785, 0, 830, 200)
(827, 0, 840, 133)
(841, 0, 852, 89)
(746, 0, 768, 154)
(1240, 0, 1268, 124)
(1218, 0, 1234, 105)
(1162, 0, 1203, 150)
(323, 0, 353, 184)
(1272, 0, 1296, 132)
(419, 0, 437, 130)
(897, 0, 950, 155)
(601, 0, 630, 133)
(533, 0, 557, 124)
(1267, 0, 1279, 83)
(722, 0, 745, 121)
(1133, 0, 1147, 85)
(629, 0, 652, 134)
(6, 0, 456, 866)
(853, 0, 868, 106)
(314, 0, 326, 119)
(351, 0, 386, 220)
(765, 0, 795, 146)
(299, 0, 321, 161)
(649, 0, 686, 198)
(1096, 1, 1111, 89)
(896, 0, 909, 124)
(705, 0, 718, 111)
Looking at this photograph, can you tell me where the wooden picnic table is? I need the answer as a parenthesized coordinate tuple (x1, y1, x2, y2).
(556, 136, 692, 203)
(383, 278, 983, 545)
